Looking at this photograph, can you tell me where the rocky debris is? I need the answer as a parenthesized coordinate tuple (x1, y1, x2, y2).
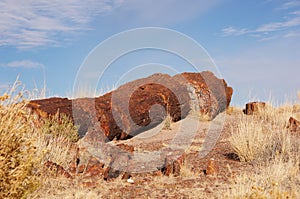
(127, 178, 135, 184)
(161, 151, 186, 177)
(44, 161, 73, 179)
(287, 117, 300, 133)
(116, 143, 134, 154)
(243, 102, 266, 115)
(27, 71, 232, 141)
(205, 158, 218, 176)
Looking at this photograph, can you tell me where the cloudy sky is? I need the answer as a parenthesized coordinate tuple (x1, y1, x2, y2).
(0, 0, 299, 105)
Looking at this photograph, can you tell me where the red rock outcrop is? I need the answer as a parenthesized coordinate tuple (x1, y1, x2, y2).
(27, 71, 233, 141)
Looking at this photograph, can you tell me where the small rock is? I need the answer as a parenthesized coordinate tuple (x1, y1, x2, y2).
(84, 164, 105, 177)
(121, 172, 131, 180)
(44, 161, 73, 179)
(205, 158, 218, 176)
(116, 143, 134, 153)
(243, 102, 266, 115)
(127, 178, 134, 184)
(287, 117, 300, 133)
(161, 151, 186, 177)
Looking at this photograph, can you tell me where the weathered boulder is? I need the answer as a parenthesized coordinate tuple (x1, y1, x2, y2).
(27, 71, 233, 141)
(243, 102, 266, 115)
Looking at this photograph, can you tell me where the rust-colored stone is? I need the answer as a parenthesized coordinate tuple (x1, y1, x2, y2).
(161, 151, 186, 177)
(174, 71, 233, 119)
(116, 143, 134, 153)
(243, 102, 266, 115)
(205, 158, 218, 176)
(81, 181, 98, 188)
(84, 164, 105, 177)
(27, 72, 233, 141)
(103, 167, 120, 181)
(44, 161, 73, 179)
(121, 172, 131, 180)
(287, 117, 300, 133)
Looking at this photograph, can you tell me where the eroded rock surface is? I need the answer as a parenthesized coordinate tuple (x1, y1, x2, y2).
(27, 71, 233, 141)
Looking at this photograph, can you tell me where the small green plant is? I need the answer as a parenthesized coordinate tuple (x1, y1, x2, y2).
(163, 114, 173, 130)
(39, 112, 79, 143)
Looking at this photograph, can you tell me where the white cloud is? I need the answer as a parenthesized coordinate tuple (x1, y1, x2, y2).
(222, 26, 249, 36)
(0, 60, 45, 69)
(222, 9, 300, 40)
(284, 30, 300, 37)
(0, 0, 123, 49)
(281, 0, 300, 9)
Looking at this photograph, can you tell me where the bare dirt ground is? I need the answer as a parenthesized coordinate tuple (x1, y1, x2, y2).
(70, 110, 256, 199)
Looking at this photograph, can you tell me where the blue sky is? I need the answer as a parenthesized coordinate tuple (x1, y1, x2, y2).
(0, 0, 300, 106)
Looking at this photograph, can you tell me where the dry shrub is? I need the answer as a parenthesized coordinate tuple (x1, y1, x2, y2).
(35, 113, 79, 168)
(0, 81, 79, 198)
(39, 113, 79, 143)
(0, 84, 40, 198)
(226, 98, 300, 198)
(229, 101, 297, 162)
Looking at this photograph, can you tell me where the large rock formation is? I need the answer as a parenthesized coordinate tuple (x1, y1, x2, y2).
(27, 71, 233, 141)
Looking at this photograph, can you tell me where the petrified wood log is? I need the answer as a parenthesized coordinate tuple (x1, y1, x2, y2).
(243, 102, 266, 115)
(287, 117, 300, 133)
(27, 71, 233, 141)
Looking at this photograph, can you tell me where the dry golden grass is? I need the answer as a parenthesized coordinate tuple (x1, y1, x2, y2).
(223, 159, 300, 199)
(0, 83, 41, 198)
(0, 81, 79, 198)
(226, 106, 243, 115)
(180, 160, 195, 178)
(227, 98, 300, 198)
(229, 102, 298, 162)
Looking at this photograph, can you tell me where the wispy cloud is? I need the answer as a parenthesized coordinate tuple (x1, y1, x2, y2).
(0, 0, 123, 49)
(222, 2, 300, 40)
(222, 27, 249, 36)
(0, 60, 45, 69)
(281, 0, 300, 9)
